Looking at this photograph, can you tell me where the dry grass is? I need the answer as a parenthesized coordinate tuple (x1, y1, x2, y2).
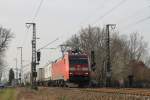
(0, 88, 17, 100)
(15, 87, 150, 100)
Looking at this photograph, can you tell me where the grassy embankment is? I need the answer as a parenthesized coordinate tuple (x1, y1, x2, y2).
(0, 88, 17, 100)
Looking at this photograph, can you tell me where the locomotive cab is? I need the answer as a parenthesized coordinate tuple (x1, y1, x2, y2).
(68, 53, 90, 85)
(51, 50, 90, 87)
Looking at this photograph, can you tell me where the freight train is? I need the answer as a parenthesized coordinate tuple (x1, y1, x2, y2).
(36, 50, 91, 87)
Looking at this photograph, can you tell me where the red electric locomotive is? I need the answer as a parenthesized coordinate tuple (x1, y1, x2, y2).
(51, 50, 90, 87)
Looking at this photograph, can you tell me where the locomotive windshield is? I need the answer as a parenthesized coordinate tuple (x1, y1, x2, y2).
(69, 59, 88, 65)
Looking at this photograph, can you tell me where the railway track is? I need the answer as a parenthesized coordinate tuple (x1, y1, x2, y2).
(37, 87, 150, 100)
(80, 88, 150, 96)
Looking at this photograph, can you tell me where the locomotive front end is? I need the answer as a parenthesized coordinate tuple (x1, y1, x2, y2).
(68, 54, 90, 85)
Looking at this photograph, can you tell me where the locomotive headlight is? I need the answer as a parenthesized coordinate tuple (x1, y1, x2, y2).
(82, 67, 88, 71)
(84, 72, 89, 75)
(69, 72, 73, 75)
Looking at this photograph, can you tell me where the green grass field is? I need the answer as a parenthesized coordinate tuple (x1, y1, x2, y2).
(0, 88, 16, 100)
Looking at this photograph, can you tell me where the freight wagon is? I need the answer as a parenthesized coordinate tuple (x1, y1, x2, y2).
(43, 63, 52, 86)
(37, 68, 45, 86)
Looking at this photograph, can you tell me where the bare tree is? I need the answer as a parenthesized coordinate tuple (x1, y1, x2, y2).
(144, 55, 150, 67)
(66, 26, 107, 82)
(0, 27, 13, 79)
(110, 33, 131, 81)
(66, 34, 80, 50)
(0, 27, 13, 51)
(65, 26, 149, 83)
(128, 32, 147, 61)
(9, 68, 14, 85)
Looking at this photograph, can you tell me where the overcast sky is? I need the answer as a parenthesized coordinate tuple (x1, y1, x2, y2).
(0, 0, 149, 73)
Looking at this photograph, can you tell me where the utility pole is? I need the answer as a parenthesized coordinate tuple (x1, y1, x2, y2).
(17, 47, 23, 85)
(106, 24, 116, 87)
(14, 58, 18, 85)
(26, 23, 37, 89)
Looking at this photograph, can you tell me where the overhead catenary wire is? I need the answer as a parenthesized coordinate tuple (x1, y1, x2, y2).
(75, 0, 110, 28)
(134, 16, 150, 24)
(19, 0, 45, 71)
(59, 0, 128, 43)
(92, 0, 128, 25)
(58, 0, 117, 43)
(120, 15, 150, 31)
(22, 0, 45, 66)
(60, 0, 128, 46)
(37, 38, 59, 51)
(20, 0, 45, 47)
(32, 0, 45, 21)
(115, 5, 150, 24)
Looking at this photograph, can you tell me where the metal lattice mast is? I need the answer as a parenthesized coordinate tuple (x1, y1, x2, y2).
(26, 23, 37, 88)
(17, 47, 23, 84)
(106, 24, 116, 87)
